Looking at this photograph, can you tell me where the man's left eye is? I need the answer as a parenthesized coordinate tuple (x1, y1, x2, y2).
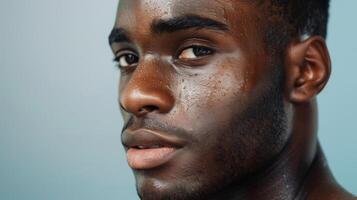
(178, 46, 214, 60)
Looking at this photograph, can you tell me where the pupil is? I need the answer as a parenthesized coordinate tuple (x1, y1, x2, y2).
(193, 47, 211, 56)
(125, 54, 137, 64)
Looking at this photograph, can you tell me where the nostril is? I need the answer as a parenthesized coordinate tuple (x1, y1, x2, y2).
(138, 105, 159, 114)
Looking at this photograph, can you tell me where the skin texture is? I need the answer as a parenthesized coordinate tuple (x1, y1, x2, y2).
(109, 0, 356, 199)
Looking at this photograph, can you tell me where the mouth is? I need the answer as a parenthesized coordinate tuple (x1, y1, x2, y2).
(122, 129, 185, 170)
(127, 146, 177, 170)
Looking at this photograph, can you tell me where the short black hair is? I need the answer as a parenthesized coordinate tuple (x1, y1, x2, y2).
(264, 0, 330, 48)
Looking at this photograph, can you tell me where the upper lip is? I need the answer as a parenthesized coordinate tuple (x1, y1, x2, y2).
(121, 128, 186, 150)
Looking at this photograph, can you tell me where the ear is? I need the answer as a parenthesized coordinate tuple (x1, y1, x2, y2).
(284, 36, 331, 103)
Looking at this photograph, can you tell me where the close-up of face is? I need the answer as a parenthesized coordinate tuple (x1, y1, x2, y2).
(2, 0, 357, 199)
(110, 1, 292, 199)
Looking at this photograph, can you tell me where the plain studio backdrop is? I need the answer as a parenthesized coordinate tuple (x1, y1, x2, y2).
(0, 0, 356, 199)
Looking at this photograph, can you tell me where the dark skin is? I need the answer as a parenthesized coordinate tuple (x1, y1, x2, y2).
(109, 0, 356, 199)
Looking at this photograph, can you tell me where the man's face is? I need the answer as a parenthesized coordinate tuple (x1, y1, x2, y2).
(111, 0, 289, 199)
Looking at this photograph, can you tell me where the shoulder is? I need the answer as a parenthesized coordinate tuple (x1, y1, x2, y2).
(304, 152, 356, 200)
(334, 191, 357, 200)
(308, 184, 356, 200)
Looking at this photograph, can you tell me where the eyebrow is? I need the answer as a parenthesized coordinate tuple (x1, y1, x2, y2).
(151, 15, 229, 33)
(108, 28, 131, 45)
(108, 15, 229, 45)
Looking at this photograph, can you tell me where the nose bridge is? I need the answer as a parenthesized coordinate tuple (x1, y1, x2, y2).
(120, 57, 175, 116)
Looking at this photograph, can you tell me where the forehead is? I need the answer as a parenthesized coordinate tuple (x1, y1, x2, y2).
(115, 0, 257, 29)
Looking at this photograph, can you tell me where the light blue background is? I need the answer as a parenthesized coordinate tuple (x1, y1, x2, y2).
(0, 0, 356, 199)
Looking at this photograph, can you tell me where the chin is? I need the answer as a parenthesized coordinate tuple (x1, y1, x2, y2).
(134, 169, 219, 200)
(137, 181, 205, 200)
(133, 163, 240, 200)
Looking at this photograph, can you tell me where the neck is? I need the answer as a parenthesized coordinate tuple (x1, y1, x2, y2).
(210, 100, 328, 200)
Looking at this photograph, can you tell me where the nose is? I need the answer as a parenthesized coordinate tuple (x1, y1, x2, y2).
(119, 64, 174, 117)
(120, 87, 174, 116)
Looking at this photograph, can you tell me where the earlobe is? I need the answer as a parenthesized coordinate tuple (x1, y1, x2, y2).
(284, 36, 331, 103)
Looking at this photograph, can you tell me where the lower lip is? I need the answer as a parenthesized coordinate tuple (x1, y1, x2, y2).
(126, 147, 177, 170)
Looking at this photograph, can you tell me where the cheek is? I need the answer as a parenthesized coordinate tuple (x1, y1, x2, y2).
(168, 55, 283, 169)
(174, 58, 253, 129)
